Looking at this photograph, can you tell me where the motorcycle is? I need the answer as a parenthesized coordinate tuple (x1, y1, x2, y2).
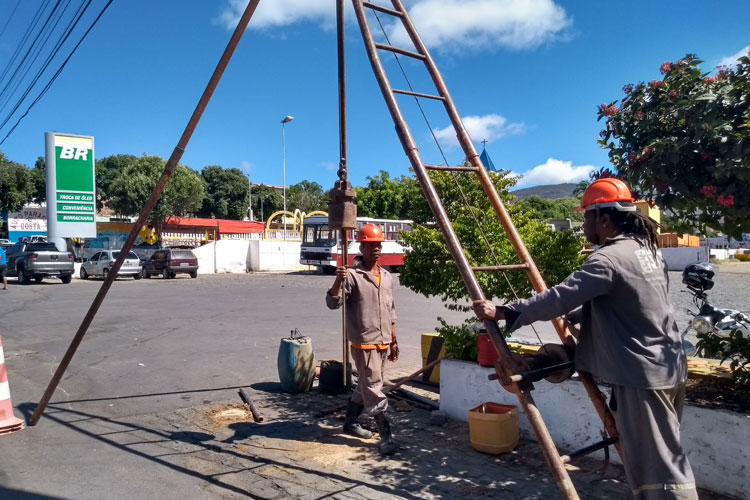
(681, 262, 750, 358)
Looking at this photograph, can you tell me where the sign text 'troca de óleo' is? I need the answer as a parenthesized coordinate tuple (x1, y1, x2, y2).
(45, 132, 97, 238)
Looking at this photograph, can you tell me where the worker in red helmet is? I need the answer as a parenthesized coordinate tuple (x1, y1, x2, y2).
(326, 223, 398, 455)
(474, 178, 696, 499)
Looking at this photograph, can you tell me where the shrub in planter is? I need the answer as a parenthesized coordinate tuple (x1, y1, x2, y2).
(436, 317, 479, 361)
(696, 328, 750, 386)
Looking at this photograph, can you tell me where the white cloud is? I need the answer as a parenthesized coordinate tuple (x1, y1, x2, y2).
(717, 46, 749, 68)
(433, 114, 525, 149)
(322, 161, 338, 171)
(217, 0, 571, 52)
(216, 0, 335, 30)
(240, 160, 254, 174)
(512, 158, 596, 189)
(389, 0, 571, 52)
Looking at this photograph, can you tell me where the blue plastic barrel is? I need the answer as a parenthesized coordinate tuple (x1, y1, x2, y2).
(277, 336, 315, 393)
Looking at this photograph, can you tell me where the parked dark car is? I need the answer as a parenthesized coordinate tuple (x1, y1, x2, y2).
(141, 249, 198, 279)
(4, 242, 75, 284)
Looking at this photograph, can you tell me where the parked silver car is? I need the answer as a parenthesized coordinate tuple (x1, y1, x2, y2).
(80, 250, 142, 280)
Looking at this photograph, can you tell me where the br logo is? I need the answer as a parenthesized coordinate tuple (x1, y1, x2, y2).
(59, 146, 89, 161)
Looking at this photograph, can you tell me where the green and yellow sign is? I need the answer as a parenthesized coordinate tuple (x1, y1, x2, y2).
(45, 133, 96, 238)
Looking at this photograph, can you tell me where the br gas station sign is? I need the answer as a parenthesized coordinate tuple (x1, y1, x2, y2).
(45, 132, 97, 242)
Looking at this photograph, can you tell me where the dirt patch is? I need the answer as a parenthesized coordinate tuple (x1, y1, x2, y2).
(206, 403, 255, 429)
(685, 378, 750, 414)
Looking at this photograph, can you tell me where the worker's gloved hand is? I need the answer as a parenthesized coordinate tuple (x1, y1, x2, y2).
(388, 339, 399, 362)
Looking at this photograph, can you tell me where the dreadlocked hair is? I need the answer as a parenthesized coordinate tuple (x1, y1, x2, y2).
(598, 207, 661, 256)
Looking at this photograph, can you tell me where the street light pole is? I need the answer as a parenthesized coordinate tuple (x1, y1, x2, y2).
(281, 115, 294, 240)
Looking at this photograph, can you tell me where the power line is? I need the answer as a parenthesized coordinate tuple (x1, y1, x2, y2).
(0, 0, 113, 146)
(0, 0, 22, 42)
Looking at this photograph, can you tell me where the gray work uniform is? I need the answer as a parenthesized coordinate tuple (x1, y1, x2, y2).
(503, 234, 697, 499)
(326, 265, 396, 415)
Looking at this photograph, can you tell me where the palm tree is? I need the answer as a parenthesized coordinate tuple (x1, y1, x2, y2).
(573, 180, 589, 197)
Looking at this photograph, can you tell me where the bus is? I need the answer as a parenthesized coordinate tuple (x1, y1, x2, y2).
(300, 216, 413, 273)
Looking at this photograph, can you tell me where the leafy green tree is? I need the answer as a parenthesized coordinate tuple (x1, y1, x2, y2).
(108, 155, 204, 235)
(199, 165, 249, 220)
(251, 184, 283, 221)
(287, 180, 327, 213)
(28, 157, 47, 203)
(96, 154, 138, 211)
(355, 170, 418, 219)
(0, 152, 34, 213)
(598, 52, 750, 238)
(400, 169, 585, 305)
(513, 196, 583, 222)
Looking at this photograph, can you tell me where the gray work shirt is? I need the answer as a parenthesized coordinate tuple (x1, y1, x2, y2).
(504, 234, 687, 390)
(326, 266, 397, 346)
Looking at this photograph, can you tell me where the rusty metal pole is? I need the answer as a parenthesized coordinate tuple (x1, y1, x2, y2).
(29, 0, 263, 426)
(336, 0, 350, 388)
(388, 0, 622, 462)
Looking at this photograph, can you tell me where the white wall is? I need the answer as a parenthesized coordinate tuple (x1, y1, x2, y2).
(440, 359, 749, 499)
(192, 240, 251, 274)
(247, 240, 306, 272)
(661, 247, 708, 271)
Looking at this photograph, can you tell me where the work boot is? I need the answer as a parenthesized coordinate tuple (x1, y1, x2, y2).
(343, 400, 373, 439)
(374, 412, 397, 456)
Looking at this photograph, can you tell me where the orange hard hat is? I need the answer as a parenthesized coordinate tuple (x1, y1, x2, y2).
(576, 178, 636, 212)
(357, 223, 384, 242)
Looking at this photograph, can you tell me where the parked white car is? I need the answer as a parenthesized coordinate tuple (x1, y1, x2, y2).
(80, 250, 142, 280)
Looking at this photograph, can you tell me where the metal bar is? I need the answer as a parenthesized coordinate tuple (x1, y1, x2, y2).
(392, 388, 439, 409)
(362, 1, 402, 17)
(355, 1, 579, 497)
(509, 361, 576, 384)
(388, 0, 624, 463)
(238, 388, 265, 422)
(374, 42, 425, 60)
(29, 0, 263, 426)
(560, 437, 618, 464)
(472, 264, 529, 272)
(337, 0, 350, 389)
(392, 88, 444, 100)
(425, 165, 478, 172)
(383, 353, 452, 394)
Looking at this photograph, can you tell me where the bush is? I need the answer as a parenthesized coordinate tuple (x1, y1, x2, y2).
(436, 317, 479, 361)
(696, 327, 750, 386)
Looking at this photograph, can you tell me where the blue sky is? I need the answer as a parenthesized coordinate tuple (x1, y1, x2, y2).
(0, 0, 748, 192)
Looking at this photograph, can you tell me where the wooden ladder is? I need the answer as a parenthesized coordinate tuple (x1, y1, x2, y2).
(351, 1, 623, 498)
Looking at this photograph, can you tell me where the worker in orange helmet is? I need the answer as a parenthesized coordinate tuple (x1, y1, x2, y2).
(326, 223, 398, 455)
(474, 178, 697, 499)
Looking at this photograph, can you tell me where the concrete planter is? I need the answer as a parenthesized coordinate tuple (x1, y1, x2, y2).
(440, 358, 749, 499)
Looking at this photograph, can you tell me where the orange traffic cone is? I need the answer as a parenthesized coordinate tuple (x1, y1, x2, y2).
(0, 334, 25, 435)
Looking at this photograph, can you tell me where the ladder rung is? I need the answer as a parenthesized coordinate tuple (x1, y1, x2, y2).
(472, 264, 530, 272)
(374, 43, 425, 60)
(392, 88, 445, 101)
(362, 2, 403, 18)
(425, 165, 478, 172)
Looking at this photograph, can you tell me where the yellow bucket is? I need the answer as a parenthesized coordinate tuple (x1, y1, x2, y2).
(468, 402, 519, 454)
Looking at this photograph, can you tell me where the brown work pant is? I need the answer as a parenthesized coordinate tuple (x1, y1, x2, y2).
(350, 348, 388, 416)
(611, 383, 698, 499)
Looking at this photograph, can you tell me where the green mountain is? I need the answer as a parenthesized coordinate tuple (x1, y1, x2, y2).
(510, 183, 578, 199)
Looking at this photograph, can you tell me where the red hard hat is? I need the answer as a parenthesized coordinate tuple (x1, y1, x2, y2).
(576, 178, 636, 212)
(357, 224, 384, 242)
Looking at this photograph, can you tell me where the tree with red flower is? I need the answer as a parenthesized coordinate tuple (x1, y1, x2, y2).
(598, 52, 750, 238)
